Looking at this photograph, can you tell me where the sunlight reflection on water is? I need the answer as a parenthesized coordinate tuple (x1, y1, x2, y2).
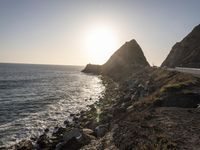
(0, 64, 105, 147)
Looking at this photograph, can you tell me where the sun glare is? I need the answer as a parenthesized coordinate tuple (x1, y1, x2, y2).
(86, 25, 118, 64)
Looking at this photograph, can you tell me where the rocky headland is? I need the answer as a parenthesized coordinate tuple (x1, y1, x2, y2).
(10, 27, 200, 150)
(82, 39, 149, 80)
(162, 24, 200, 68)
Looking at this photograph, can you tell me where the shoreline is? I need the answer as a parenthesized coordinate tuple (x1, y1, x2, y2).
(7, 76, 118, 150)
(0, 71, 104, 149)
(8, 67, 200, 149)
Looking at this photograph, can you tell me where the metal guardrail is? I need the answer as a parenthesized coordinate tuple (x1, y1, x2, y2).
(168, 67, 200, 77)
(175, 67, 200, 74)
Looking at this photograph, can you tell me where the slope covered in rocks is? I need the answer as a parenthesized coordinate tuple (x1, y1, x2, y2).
(12, 68, 200, 150)
(81, 67, 200, 150)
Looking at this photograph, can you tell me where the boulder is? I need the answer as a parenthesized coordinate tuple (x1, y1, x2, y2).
(126, 105, 134, 113)
(55, 128, 95, 150)
(63, 128, 82, 142)
(36, 133, 50, 148)
(55, 137, 82, 150)
(53, 127, 67, 137)
(94, 124, 109, 137)
(15, 140, 33, 150)
(82, 128, 94, 136)
(113, 107, 126, 115)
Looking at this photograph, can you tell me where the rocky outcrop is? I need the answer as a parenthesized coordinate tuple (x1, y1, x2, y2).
(162, 24, 200, 68)
(81, 64, 101, 74)
(82, 39, 149, 80)
(101, 39, 149, 79)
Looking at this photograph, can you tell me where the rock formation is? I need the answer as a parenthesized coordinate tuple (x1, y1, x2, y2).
(101, 39, 149, 78)
(81, 64, 101, 74)
(162, 24, 200, 68)
(82, 39, 149, 79)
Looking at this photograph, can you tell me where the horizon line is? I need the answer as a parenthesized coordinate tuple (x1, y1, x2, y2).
(0, 62, 85, 67)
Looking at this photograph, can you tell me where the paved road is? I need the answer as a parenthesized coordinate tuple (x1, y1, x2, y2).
(169, 67, 200, 78)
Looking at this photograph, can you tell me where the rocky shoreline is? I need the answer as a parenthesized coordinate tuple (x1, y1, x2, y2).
(8, 76, 119, 150)
(7, 24, 200, 149)
(9, 67, 200, 150)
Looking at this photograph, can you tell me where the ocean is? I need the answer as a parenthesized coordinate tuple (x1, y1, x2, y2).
(0, 63, 104, 148)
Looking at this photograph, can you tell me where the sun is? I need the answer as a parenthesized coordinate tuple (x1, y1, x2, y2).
(86, 25, 118, 64)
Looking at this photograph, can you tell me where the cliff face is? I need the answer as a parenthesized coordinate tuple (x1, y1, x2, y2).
(82, 39, 149, 80)
(162, 24, 200, 68)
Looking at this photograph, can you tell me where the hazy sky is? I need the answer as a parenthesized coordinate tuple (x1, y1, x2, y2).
(0, 0, 200, 66)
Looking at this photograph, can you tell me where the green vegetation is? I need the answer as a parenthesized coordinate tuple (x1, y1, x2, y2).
(160, 79, 197, 93)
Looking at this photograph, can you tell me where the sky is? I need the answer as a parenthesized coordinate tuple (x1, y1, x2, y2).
(0, 0, 200, 66)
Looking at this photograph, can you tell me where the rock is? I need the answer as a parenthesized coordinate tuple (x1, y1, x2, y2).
(83, 120, 98, 130)
(55, 142, 65, 150)
(137, 84, 145, 98)
(70, 113, 76, 117)
(113, 107, 126, 115)
(100, 113, 113, 123)
(63, 128, 82, 142)
(82, 128, 94, 136)
(30, 135, 37, 142)
(15, 140, 33, 150)
(44, 128, 49, 133)
(83, 133, 96, 141)
(55, 137, 82, 150)
(55, 128, 95, 150)
(94, 124, 109, 137)
(161, 24, 200, 68)
(81, 129, 97, 144)
(36, 133, 49, 148)
(197, 104, 200, 108)
(89, 105, 96, 111)
(112, 124, 119, 132)
(72, 116, 79, 123)
(64, 120, 70, 126)
(84, 121, 91, 126)
(126, 105, 134, 112)
(53, 127, 67, 137)
(120, 102, 126, 108)
(124, 94, 131, 101)
(131, 94, 136, 101)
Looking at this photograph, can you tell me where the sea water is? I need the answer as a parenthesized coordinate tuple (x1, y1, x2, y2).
(0, 63, 104, 147)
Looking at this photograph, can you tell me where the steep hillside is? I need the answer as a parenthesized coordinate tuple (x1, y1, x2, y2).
(162, 24, 200, 68)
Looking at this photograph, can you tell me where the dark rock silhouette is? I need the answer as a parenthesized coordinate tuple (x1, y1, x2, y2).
(81, 64, 101, 74)
(82, 39, 149, 79)
(162, 24, 200, 68)
(102, 39, 149, 78)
